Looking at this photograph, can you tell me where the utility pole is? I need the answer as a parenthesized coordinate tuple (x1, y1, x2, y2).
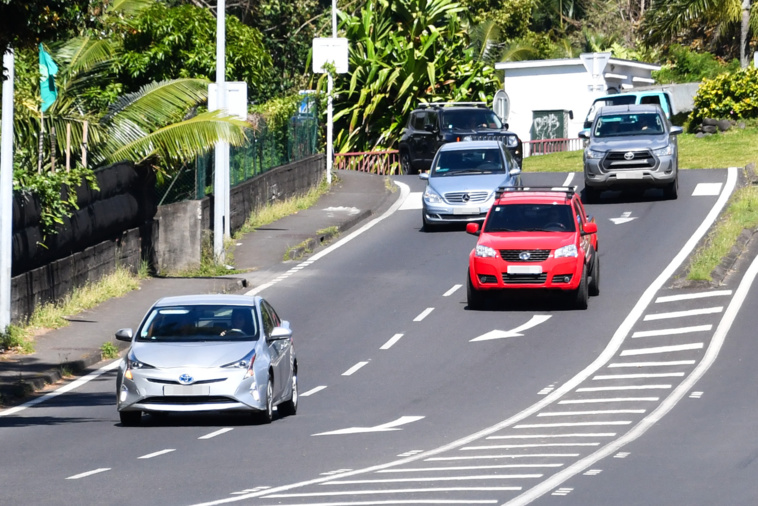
(213, 0, 229, 261)
(0, 49, 15, 331)
(325, 0, 337, 185)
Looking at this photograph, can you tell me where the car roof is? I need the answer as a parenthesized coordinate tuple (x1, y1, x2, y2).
(598, 104, 663, 115)
(153, 294, 259, 307)
(437, 140, 503, 152)
(494, 187, 576, 204)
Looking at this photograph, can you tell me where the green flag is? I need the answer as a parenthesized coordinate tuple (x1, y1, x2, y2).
(39, 44, 58, 113)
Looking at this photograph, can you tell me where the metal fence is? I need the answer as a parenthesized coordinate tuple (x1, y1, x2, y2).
(156, 113, 320, 205)
(524, 137, 584, 158)
(334, 150, 399, 175)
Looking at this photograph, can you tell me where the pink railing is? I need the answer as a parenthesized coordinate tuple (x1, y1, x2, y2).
(334, 149, 400, 175)
(525, 138, 584, 157)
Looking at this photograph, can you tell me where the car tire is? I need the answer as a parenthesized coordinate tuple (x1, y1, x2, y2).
(467, 270, 487, 310)
(400, 151, 413, 175)
(588, 253, 600, 297)
(663, 177, 678, 200)
(572, 267, 589, 310)
(257, 377, 274, 424)
(278, 372, 298, 417)
(119, 410, 141, 426)
(583, 185, 600, 204)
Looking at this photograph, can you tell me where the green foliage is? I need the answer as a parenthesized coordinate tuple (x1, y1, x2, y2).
(0, 0, 92, 55)
(327, 0, 501, 153)
(690, 67, 758, 122)
(653, 44, 740, 84)
(463, 0, 534, 41)
(116, 3, 274, 103)
(100, 341, 119, 359)
(0, 324, 32, 353)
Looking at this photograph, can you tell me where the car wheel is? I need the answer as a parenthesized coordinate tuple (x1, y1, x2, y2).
(572, 267, 589, 310)
(257, 377, 274, 424)
(467, 270, 486, 310)
(119, 410, 141, 426)
(588, 253, 600, 297)
(400, 151, 413, 175)
(278, 372, 298, 417)
(663, 177, 678, 200)
(583, 185, 600, 204)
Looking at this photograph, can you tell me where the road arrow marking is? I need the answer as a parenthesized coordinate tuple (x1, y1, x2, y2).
(610, 211, 637, 224)
(312, 416, 425, 436)
(470, 315, 552, 342)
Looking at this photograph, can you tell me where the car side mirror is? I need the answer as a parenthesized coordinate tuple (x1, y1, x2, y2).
(670, 126, 683, 135)
(582, 222, 598, 235)
(419, 172, 429, 180)
(509, 167, 521, 176)
(269, 326, 293, 341)
(569, 110, 574, 120)
(466, 222, 480, 235)
(578, 129, 589, 139)
(503, 122, 509, 130)
(115, 328, 133, 342)
(424, 124, 438, 133)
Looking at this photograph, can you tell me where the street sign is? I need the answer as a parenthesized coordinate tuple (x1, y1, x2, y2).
(313, 37, 349, 74)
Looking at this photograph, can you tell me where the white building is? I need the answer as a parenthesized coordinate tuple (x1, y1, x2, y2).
(495, 53, 660, 146)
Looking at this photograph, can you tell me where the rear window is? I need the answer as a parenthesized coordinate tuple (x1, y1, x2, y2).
(484, 203, 576, 233)
(138, 305, 259, 342)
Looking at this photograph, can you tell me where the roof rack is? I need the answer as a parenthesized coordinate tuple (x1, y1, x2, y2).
(495, 186, 577, 199)
(418, 102, 488, 109)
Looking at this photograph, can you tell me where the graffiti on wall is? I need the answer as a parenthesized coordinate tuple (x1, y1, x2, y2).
(532, 113, 561, 140)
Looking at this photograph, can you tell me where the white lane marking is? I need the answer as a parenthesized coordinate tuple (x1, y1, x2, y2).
(245, 181, 411, 297)
(593, 372, 684, 380)
(268, 489, 508, 500)
(380, 333, 404, 350)
(620, 343, 704, 355)
(552, 487, 573, 496)
(0, 359, 122, 417)
(614, 452, 631, 458)
(690, 391, 704, 399)
(378, 464, 563, 473)
(537, 410, 645, 417)
(471, 315, 552, 341)
(443, 284, 462, 297)
(487, 433, 616, 439)
(139, 449, 176, 459)
(584, 469, 603, 476)
(313, 416, 424, 436)
(632, 325, 712, 337)
(66, 468, 111, 480)
(692, 182, 723, 196)
(561, 173, 575, 187)
(643, 306, 723, 320)
(656, 290, 732, 303)
(199, 428, 234, 440)
(426, 454, 581, 462)
(609, 211, 637, 225)
(399, 191, 423, 210)
(515, 422, 632, 429)
(577, 385, 671, 392)
(300, 386, 327, 397)
(559, 397, 659, 404)
(342, 361, 369, 376)
(326, 475, 542, 484)
(193, 170, 738, 506)
(463, 443, 600, 450)
(414, 307, 434, 321)
(608, 360, 695, 368)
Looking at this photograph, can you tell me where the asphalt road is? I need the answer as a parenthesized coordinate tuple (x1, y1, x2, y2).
(1, 168, 751, 506)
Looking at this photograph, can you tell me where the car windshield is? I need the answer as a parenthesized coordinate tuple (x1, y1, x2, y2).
(137, 305, 259, 342)
(432, 148, 505, 176)
(440, 109, 503, 130)
(594, 113, 664, 137)
(484, 203, 576, 233)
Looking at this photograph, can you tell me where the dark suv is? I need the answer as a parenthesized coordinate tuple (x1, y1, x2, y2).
(398, 102, 522, 174)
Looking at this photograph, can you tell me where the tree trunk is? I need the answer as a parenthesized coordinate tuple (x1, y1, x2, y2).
(741, 0, 751, 68)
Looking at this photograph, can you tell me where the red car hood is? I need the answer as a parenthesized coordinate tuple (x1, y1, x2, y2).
(479, 232, 575, 251)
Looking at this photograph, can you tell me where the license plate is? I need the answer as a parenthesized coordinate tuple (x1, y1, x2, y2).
(507, 265, 542, 274)
(163, 385, 210, 396)
(615, 171, 644, 180)
(453, 206, 480, 215)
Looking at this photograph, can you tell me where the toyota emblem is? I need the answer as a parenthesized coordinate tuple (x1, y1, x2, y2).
(519, 251, 531, 261)
(624, 151, 635, 160)
(178, 374, 194, 385)
(462, 193, 470, 202)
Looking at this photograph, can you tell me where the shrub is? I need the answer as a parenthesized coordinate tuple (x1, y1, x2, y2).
(690, 67, 758, 124)
(653, 45, 739, 84)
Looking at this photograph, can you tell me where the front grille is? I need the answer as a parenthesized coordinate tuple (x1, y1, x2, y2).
(147, 378, 226, 385)
(141, 396, 235, 405)
(500, 249, 550, 262)
(602, 150, 656, 171)
(445, 191, 489, 203)
(502, 273, 548, 284)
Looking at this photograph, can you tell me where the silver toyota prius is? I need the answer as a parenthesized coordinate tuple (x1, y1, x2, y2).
(115, 294, 297, 426)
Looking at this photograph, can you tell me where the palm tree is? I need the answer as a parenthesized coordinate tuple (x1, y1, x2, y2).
(643, 0, 755, 68)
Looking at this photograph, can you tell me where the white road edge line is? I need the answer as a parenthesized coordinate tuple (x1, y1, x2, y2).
(66, 468, 111, 480)
(199, 428, 234, 440)
(300, 386, 327, 397)
(561, 173, 575, 187)
(188, 169, 738, 506)
(139, 449, 176, 459)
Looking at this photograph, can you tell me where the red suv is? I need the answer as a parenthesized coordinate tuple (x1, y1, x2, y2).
(465, 186, 599, 309)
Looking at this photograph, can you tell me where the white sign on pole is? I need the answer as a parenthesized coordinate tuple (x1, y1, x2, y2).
(208, 82, 248, 121)
(313, 38, 349, 74)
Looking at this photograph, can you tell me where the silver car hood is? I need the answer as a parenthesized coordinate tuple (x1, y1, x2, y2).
(590, 134, 670, 152)
(130, 341, 256, 368)
(429, 173, 513, 195)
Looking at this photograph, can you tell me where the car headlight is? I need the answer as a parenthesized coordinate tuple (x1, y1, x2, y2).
(475, 245, 498, 258)
(504, 135, 519, 147)
(555, 244, 578, 258)
(652, 145, 674, 157)
(223, 353, 256, 379)
(124, 351, 154, 380)
(585, 149, 604, 159)
(423, 186, 443, 204)
(462, 135, 473, 141)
